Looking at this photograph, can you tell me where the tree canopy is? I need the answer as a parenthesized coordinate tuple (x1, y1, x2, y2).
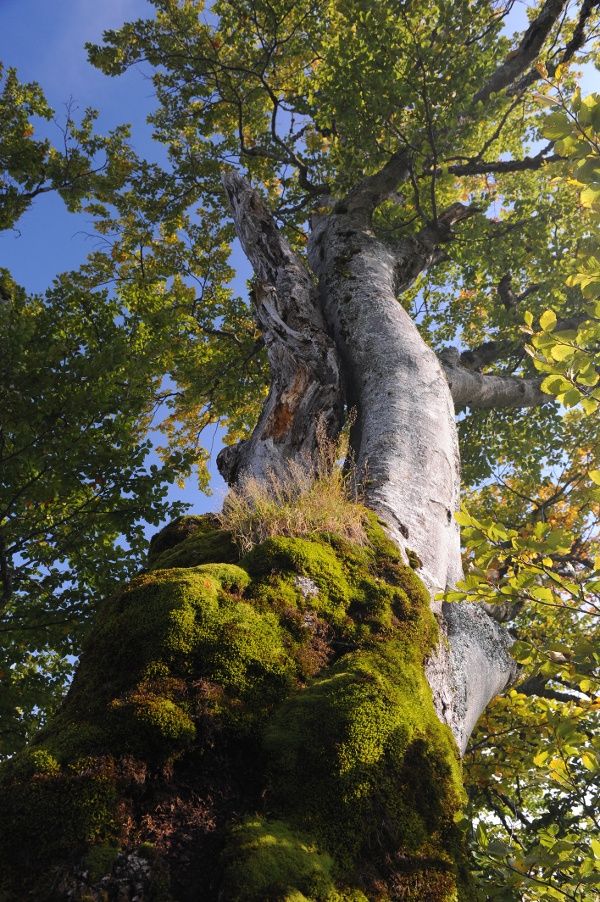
(1, 1, 599, 898)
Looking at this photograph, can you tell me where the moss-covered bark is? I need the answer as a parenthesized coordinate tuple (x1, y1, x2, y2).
(0, 514, 477, 901)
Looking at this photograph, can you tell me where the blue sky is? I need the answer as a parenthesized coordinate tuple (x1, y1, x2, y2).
(0, 0, 160, 291)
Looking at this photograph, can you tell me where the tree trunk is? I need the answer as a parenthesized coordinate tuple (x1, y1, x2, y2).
(216, 173, 344, 486)
(0, 177, 519, 902)
(307, 207, 462, 594)
(219, 175, 517, 756)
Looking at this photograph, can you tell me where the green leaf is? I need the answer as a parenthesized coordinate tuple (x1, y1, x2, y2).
(562, 388, 582, 408)
(541, 111, 572, 140)
(549, 343, 574, 362)
(539, 310, 557, 332)
(541, 375, 571, 395)
(580, 185, 600, 209)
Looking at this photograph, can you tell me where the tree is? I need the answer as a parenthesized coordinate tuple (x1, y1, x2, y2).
(0, 1, 599, 899)
(0, 65, 195, 754)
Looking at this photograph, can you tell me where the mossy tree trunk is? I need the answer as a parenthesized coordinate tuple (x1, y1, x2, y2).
(219, 171, 518, 756)
(0, 171, 525, 902)
(0, 516, 482, 900)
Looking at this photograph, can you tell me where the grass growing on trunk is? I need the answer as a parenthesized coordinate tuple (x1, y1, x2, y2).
(218, 428, 367, 553)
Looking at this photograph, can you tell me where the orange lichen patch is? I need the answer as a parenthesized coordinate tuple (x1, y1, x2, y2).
(265, 367, 310, 440)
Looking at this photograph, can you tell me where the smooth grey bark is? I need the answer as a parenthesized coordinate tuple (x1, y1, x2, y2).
(219, 173, 525, 752)
(307, 210, 463, 594)
(440, 354, 547, 411)
(427, 602, 518, 755)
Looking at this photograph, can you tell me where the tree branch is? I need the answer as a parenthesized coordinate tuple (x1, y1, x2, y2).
(448, 310, 587, 374)
(509, 0, 600, 95)
(417, 201, 481, 246)
(448, 151, 563, 177)
(518, 672, 587, 704)
(384, 202, 481, 293)
(439, 355, 548, 410)
(0, 532, 12, 612)
(344, 148, 412, 220)
(474, 0, 568, 104)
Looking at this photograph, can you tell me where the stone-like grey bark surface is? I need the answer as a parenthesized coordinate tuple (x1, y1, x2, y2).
(426, 603, 519, 754)
(308, 211, 462, 595)
(219, 172, 537, 752)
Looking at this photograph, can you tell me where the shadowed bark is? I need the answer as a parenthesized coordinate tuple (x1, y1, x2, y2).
(217, 171, 343, 486)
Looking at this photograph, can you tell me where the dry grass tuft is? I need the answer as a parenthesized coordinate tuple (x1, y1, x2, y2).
(218, 426, 367, 553)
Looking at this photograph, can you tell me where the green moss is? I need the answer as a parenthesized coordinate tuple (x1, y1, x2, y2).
(220, 818, 338, 901)
(220, 819, 372, 902)
(244, 536, 352, 616)
(406, 547, 423, 570)
(200, 562, 251, 593)
(0, 759, 119, 895)
(36, 721, 108, 763)
(228, 518, 468, 899)
(110, 691, 196, 757)
(148, 513, 219, 560)
(264, 642, 464, 872)
(0, 514, 474, 901)
(3, 746, 60, 779)
(148, 516, 238, 570)
(84, 841, 120, 882)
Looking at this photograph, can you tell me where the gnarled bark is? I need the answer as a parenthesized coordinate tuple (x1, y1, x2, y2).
(217, 172, 343, 485)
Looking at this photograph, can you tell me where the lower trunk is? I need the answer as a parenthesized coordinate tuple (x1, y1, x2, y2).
(216, 180, 517, 753)
(0, 515, 481, 901)
(307, 213, 517, 755)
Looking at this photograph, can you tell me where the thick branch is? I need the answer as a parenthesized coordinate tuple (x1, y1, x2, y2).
(416, 202, 481, 246)
(344, 148, 412, 220)
(457, 340, 514, 370)
(509, 0, 600, 95)
(440, 356, 547, 410)
(218, 171, 343, 483)
(474, 0, 568, 104)
(385, 202, 480, 287)
(448, 151, 562, 177)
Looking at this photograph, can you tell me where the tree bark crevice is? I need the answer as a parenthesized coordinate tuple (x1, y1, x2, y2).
(217, 171, 344, 484)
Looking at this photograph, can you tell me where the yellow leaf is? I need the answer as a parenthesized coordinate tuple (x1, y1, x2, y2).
(540, 310, 557, 331)
(554, 62, 568, 81)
